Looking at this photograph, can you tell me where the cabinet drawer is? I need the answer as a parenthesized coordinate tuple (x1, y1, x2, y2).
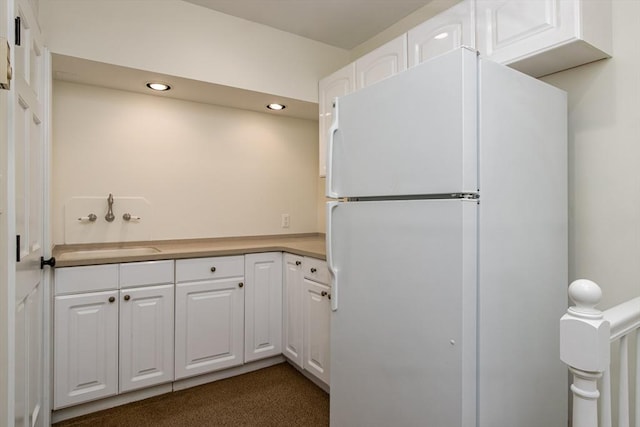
(175, 256, 244, 283)
(303, 257, 330, 285)
(54, 264, 119, 295)
(120, 260, 174, 288)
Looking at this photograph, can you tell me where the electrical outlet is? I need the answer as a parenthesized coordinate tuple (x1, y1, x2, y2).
(281, 213, 290, 228)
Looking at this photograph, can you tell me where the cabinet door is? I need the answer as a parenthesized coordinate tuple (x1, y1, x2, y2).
(303, 279, 331, 385)
(244, 253, 283, 363)
(408, 0, 475, 67)
(283, 254, 304, 367)
(318, 63, 355, 177)
(355, 34, 407, 90)
(175, 278, 244, 379)
(54, 291, 118, 409)
(119, 284, 174, 393)
(476, 0, 612, 77)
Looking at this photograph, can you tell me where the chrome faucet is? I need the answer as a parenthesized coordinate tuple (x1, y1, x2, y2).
(105, 193, 115, 222)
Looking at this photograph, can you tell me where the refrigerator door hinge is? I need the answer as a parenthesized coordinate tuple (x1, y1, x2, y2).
(452, 193, 479, 200)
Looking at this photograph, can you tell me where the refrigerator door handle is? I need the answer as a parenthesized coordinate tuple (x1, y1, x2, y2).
(326, 98, 339, 199)
(326, 201, 339, 311)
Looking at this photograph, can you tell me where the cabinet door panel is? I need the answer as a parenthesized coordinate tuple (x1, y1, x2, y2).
(283, 254, 304, 367)
(175, 279, 244, 379)
(54, 291, 118, 409)
(303, 280, 330, 384)
(119, 284, 174, 392)
(244, 253, 282, 362)
(408, 0, 475, 67)
(355, 34, 407, 90)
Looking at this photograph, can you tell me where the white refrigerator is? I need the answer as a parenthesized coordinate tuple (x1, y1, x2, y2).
(326, 48, 568, 427)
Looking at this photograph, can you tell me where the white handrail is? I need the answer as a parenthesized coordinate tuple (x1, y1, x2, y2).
(560, 279, 640, 427)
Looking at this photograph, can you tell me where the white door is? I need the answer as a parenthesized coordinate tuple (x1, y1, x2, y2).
(302, 279, 330, 385)
(119, 284, 174, 393)
(327, 48, 478, 199)
(327, 199, 478, 427)
(53, 290, 119, 409)
(282, 253, 304, 367)
(13, 0, 48, 424)
(174, 278, 244, 379)
(244, 253, 282, 363)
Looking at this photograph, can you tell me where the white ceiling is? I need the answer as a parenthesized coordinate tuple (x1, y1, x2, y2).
(182, 0, 435, 49)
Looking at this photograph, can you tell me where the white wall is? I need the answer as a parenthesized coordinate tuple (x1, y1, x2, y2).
(41, 0, 350, 103)
(541, 0, 640, 310)
(52, 81, 319, 244)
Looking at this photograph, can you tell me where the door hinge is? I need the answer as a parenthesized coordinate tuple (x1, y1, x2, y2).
(16, 234, 20, 262)
(15, 17, 21, 46)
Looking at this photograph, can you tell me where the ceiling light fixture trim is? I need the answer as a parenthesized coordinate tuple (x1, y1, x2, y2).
(146, 82, 171, 91)
(267, 103, 286, 111)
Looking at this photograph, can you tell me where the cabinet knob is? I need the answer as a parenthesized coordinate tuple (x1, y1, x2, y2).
(295, 261, 301, 266)
(210, 267, 216, 273)
(108, 296, 115, 303)
(321, 291, 328, 297)
(310, 268, 317, 273)
(328, 293, 331, 300)
(238, 282, 244, 288)
(124, 295, 130, 301)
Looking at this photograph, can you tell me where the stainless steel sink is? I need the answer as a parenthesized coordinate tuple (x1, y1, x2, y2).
(58, 247, 161, 261)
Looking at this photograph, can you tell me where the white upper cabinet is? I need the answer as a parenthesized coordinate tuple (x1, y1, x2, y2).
(318, 63, 355, 177)
(476, 0, 612, 77)
(355, 34, 408, 90)
(408, 0, 476, 67)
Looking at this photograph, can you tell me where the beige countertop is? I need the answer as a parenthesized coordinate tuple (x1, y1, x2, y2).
(53, 233, 326, 268)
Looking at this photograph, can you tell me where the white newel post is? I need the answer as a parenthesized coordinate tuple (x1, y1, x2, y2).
(560, 279, 611, 427)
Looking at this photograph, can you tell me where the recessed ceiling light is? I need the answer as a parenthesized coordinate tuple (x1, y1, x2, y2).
(146, 82, 171, 91)
(267, 103, 286, 111)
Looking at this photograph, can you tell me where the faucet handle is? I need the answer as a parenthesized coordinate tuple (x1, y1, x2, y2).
(78, 213, 97, 222)
(123, 213, 141, 221)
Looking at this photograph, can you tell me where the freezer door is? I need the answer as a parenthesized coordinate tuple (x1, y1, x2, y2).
(327, 199, 478, 427)
(327, 48, 478, 198)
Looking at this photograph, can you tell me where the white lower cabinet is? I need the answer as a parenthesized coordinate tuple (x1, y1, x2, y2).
(302, 276, 331, 385)
(54, 290, 119, 409)
(174, 256, 245, 380)
(284, 255, 331, 386)
(53, 261, 174, 409)
(282, 253, 304, 367)
(53, 251, 328, 412)
(244, 253, 283, 363)
(119, 284, 174, 393)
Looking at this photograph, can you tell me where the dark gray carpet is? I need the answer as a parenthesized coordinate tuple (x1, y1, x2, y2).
(54, 363, 329, 426)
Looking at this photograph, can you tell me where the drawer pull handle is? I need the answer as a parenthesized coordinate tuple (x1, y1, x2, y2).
(321, 291, 328, 297)
(124, 295, 131, 301)
(210, 267, 216, 273)
(310, 268, 317, 273)
(295, 261, 301, 266)
(238, 282, 244, 288)
(108, 296, 115, 303)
